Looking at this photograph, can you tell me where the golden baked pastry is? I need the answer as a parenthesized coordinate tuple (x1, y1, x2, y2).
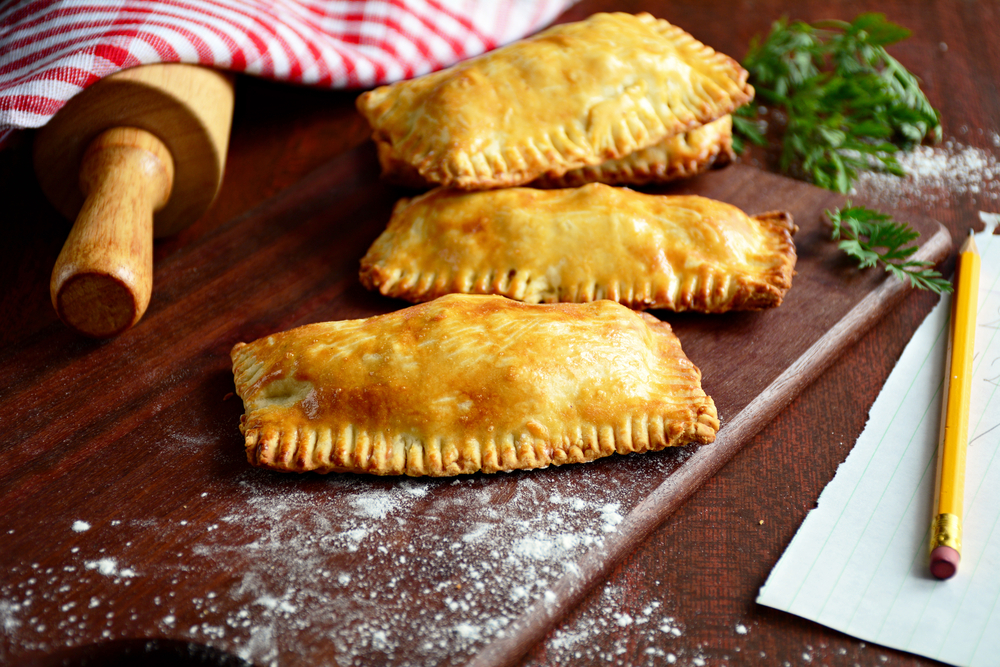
(356, 12, 753, 190)
(231, 294, 719, 476)
(379, 116, 735, 190)
(360, 184, 796, 312)
(532, 115, 734, 188)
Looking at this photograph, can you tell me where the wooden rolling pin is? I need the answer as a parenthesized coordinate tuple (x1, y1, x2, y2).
(33, 63, 234, 338)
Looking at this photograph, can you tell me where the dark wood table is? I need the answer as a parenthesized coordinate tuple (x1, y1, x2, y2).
(2, 1, 995, 665)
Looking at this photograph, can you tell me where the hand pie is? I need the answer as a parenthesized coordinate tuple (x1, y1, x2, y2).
(359, 184, 797, 312)
(356, 12, 753, 190)
(532, 115, 735, 189)
(231, 294, 719, 477)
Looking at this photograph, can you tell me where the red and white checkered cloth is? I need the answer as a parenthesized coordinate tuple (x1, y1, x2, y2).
(0, 0, 577, 147)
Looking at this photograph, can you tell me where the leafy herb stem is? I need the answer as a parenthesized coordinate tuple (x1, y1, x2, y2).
(735, 13, 941, 193)
(826, 204, 952, 293)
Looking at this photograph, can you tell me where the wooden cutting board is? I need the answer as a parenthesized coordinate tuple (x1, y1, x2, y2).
(0, 151, 950, 667)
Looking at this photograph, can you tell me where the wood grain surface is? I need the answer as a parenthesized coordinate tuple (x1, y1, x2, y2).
(2, 1, 996, 666)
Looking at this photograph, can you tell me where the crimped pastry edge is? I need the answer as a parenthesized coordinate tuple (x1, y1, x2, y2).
(357, 12, 754, 190)
(230, 300, 720, 477)
(237, 407, 719, 477)
(532, 115, 735, 189)
(378, 116, 736, 191)
(359, 201, 798, 313)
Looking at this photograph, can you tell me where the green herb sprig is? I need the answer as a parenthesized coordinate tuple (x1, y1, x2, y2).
(736, 13, 941, 193)
(827, 204, 952, 293)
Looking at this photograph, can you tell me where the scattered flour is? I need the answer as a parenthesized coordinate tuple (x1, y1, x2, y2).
(527, 586, 694, 665)
(71, 521, 90, 533)
(83, 559, 136, 579)
(0, 449, 692, 666)
(1, 600, 23, 633)
(852, 136, 1000, 209)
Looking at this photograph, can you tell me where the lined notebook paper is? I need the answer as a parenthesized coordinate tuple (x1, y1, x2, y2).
(758, 214, 1000, 667)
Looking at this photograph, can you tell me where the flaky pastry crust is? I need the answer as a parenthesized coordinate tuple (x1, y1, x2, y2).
(231, 295, 719, 477)
(357, 12, 753, 190)
(532, 115, 734, 188)
(360, 184, 797, 312)
(379, 116, 735, 190)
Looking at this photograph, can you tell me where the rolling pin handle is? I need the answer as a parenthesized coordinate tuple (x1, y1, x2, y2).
(50, 127, 175, 338)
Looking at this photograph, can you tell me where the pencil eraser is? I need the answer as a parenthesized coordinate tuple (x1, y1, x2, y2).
(930, 546, 960, 580)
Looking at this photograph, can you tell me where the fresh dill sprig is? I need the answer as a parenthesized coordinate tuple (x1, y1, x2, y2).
(827, 204, 952, 293)
(735, 13, 941, 193)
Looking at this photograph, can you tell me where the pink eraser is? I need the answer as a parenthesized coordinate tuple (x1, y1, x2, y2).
(930, 546, 960, 580)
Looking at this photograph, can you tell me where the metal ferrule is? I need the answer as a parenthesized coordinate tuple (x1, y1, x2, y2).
(931, 513, 963, 552)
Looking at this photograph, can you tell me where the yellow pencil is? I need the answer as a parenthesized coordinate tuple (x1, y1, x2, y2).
(930, 229, 980, 580)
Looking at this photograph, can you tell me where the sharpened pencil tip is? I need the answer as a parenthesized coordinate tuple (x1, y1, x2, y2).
(960, 229, 978, 254)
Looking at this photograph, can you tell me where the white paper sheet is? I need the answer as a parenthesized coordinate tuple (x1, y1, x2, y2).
(758, 214, 1000, 667)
